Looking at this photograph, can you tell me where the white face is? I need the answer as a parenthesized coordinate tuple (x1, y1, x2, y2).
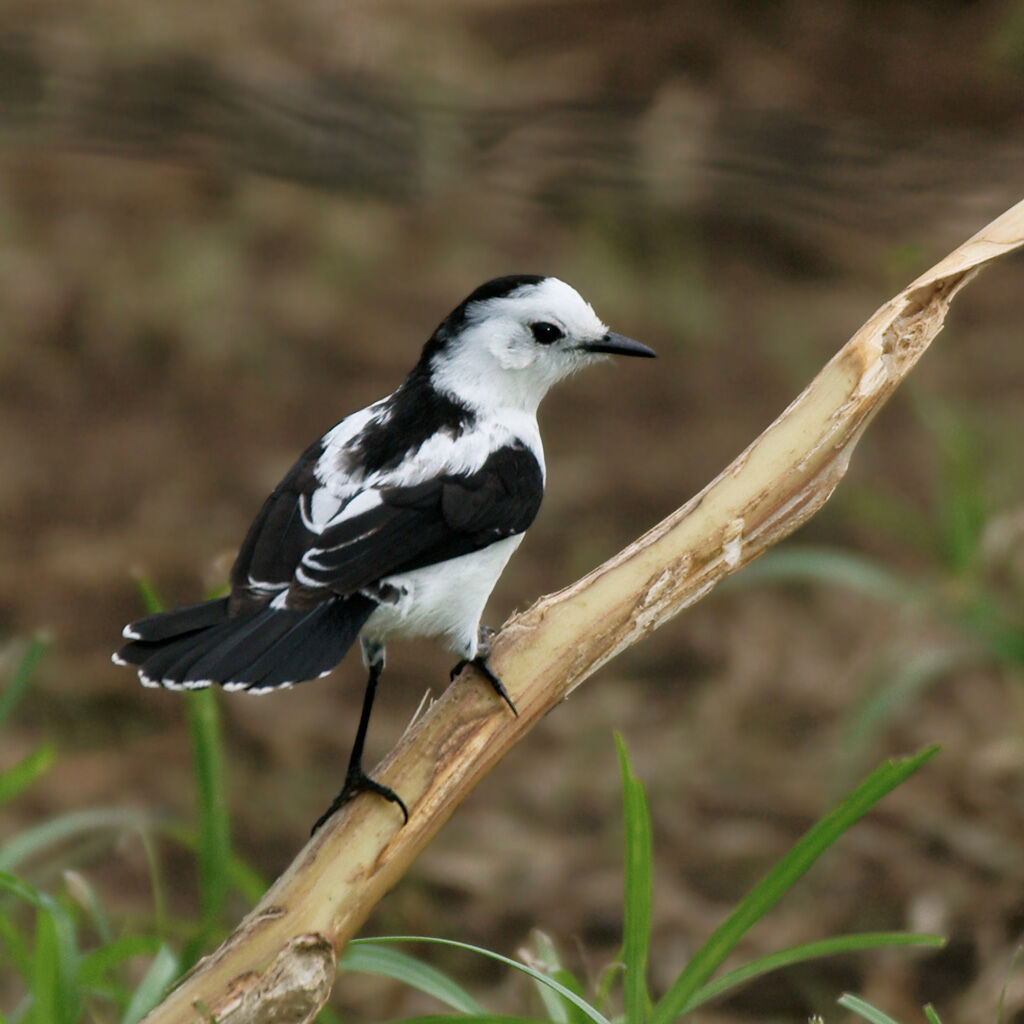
(429, 278, 617, 414)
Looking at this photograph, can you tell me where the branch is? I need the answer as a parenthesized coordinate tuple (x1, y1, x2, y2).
(142, 199, 1024, 1023)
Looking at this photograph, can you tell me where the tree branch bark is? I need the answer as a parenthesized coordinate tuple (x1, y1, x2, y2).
(142, 198, 1024, 1023)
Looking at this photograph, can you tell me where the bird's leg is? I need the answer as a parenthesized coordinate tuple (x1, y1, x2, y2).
(311, 656, 409, 834)
(449, 625, 518, 717)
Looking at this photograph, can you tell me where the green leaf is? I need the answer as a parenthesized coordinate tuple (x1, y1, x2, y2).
(682, 932, 944, 1013)
(0, 635, 49, 732)
(380, 1017, 548, 1024)
(133, 576, 165, 616)
(134, 580, 234, 937)
(162, 823, 267, 907)
(525, 932, 590, 1024)
(121, 945, 179, 1024)
(185, 688, 231, 934)
(0, 907, 32, 982)
(340, 942, 486, 1015)
(29, 906, 61, 1024)
(615, 733, 652, 1024)
(62, 868, 113, 945)
(836, 650, 966, 786)
(0, 807, 155, 872)
(352, 938, 610, 1024)
(923, 1004, 943, 1024)
(0, 745, 57, 806)
(550, 971, 591, 1024)
(79, 934, 164, 987)
(730, 547, 921, 606)
(838, 993, 904, 1024)
(648, 747, 938, 1024)
(24, 887, 79, 1024)
(930, 409, 986, 575)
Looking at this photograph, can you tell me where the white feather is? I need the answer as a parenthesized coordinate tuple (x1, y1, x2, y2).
(361, 534, 525, 659)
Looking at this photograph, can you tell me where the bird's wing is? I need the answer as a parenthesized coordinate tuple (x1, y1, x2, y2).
(297, 442, 543, 595)
(230, 441, 543, 611)
(228, 437, 325, 610)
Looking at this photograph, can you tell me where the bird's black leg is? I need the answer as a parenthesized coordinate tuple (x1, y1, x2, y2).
(449, 626, 518, 717)
(311, 653, 409, 834)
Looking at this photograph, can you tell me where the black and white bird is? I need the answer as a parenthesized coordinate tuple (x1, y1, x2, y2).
(114, 274, 655, 831)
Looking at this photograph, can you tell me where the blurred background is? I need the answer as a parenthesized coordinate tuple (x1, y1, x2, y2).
(2, 1, 1024, 1020)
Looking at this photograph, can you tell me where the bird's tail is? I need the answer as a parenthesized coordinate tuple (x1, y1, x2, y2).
(113, 595, 377, 693)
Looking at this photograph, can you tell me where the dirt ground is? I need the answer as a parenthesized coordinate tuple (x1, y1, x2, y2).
(2, 2, 1024, 1021)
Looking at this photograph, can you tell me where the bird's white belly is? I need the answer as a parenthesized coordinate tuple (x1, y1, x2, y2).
(361, 534, 525, 658)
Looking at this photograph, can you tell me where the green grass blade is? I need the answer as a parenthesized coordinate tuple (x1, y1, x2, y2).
(615, 733, 652, 1024)
(527, 931, 570, 1023)
(929, 408, 986, 575)
(550, 971, 592, 1024)
(340, 942, 486, 1015)
(835, 650, 965, 787)
(838, 993, 904, 1024)
(133, 579, 233, 936)
(524, 932, 592, 1024)
(380, 1017, 549, 1024)
(120, 945, 179, 1024)
(680, 932, 944, 1013)
(0, 907, 33, 981)
(29, 906, 61, 1024)
(648, 747, 938, 1024)
(0, 868, 47, 905)
(923, 1004, 943, 1024)
(0, 636, 49, 732)
(62, 868, 113, 945)
(184, 689, 231, 933)
(730, 547, 921, 606)
(78, 934, 163, 988)
(0, 745, 57, 805)
(352, 938, 611, 1024)
(162, 823, 267, 907)
(134, 576, 165, 616)
(0, 807, 156, 872)
(25, 890, 79, 1024)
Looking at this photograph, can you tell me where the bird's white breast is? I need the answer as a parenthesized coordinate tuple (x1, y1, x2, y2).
(360, 533, 525, 658)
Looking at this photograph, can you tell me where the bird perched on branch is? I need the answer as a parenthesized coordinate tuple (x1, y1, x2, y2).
(114, 275, 655, 831)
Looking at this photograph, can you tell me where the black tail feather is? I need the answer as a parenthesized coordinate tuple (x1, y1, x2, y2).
(179, 608, 306, 686)
(114, 595, 377, 692)
(121, 598, 231, 642)
(242, 597, 376, 690)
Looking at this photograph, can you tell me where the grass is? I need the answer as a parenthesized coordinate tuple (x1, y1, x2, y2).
(0, 588, 266, 1023)
(2, 619, 949, 1023)
(339, 737, 944, 1023)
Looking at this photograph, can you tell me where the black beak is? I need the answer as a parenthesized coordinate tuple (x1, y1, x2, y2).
(580, 332, 657, 358)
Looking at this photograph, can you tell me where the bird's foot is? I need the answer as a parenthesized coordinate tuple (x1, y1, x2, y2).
(477, 624, 497, 655)
(449, 653, 518, 717)
(311, 765, 409, 835)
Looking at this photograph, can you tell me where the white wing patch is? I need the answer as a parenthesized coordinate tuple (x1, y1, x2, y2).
(302, 488, 343, 531)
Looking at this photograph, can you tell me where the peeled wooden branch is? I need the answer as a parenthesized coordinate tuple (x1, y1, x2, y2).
(142, 199, 1024, 1023)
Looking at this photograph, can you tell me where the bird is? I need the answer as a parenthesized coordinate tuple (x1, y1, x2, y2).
(113, 274, 656, 832)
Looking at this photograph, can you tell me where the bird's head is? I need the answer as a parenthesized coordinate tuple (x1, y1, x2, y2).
(420, 275, 655, 414)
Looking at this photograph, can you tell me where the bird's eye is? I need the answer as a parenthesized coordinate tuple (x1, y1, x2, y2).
(530, 322, 563, 345)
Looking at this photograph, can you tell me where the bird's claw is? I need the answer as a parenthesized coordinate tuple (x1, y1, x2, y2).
(311, 766, 409, 834)
(450, 653, 518, 717)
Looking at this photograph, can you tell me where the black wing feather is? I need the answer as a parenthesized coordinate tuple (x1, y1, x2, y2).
(229, 439, 322, 609)
(295, 442, 543, 594)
